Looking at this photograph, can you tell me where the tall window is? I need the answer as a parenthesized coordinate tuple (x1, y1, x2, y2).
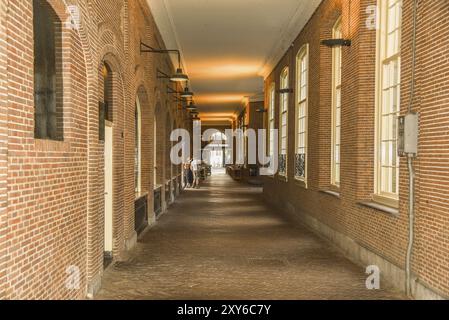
(135, 99, 142, 194)
(268, 83, 276, 160)
(331, 18, 342, 186)
(295, 46, 308, 181)
(33, 0, 63, 140)
(154, 116, 158, 186)
(375, 0, 402, 203)
(279, 68, 289, 176)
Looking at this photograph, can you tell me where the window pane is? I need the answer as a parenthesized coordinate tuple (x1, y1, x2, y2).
(34, 0, 62, 140)
(332, 18, 342, 185)
(296, 48, 308, 179)
(377, 0, 402, 199)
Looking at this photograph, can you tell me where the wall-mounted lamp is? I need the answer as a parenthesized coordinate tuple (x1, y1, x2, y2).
(170, 68, 189, 83)
(321, 39, 351, 48)
(157, 68, 189, 84)
(186, 102, 197, 111)
(141, 41, 189, 82)
(278, 88, 293, 94)
(180, 86, 194, 99)
(166, 84, 194, 104)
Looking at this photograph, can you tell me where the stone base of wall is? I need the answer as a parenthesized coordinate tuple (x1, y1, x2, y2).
(413, 279, 447, 300)
(125, 231, 138, 252)
(271, 199, 447, 300)
(87, 273, 102, 299)
(149, 212, 157, 226)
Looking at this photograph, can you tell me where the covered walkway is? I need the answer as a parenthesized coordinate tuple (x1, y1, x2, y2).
(97, 174, 403, 300)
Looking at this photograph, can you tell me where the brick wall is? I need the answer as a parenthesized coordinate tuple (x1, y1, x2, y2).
(403, 0, 449, 297)
(1, 0, 188, 299)
(263, 0, 449, 298)
(0, 0, 8, 299)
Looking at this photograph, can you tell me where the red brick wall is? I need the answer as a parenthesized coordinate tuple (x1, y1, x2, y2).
(263, 0, 449, 297)
(1, 0, 188, 299)
(0, 0, 8, 299)
(402, 0, 449, 296)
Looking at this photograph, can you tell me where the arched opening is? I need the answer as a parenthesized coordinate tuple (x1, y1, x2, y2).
(101, 61, 114, 268)
(153, 102, 163, 216)
(204, 131, 229, 175)
(165, 114, 173, 205)
(33, 0, 63, 140)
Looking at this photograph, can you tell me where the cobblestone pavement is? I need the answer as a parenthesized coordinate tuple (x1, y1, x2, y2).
(97, 174, 404, 300)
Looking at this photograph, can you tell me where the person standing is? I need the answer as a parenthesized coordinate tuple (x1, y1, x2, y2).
(191, 158, 200, 189)
(183, 159, 191, 188)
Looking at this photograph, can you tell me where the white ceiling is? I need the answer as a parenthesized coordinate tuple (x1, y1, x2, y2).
(147, 0, 321, 123)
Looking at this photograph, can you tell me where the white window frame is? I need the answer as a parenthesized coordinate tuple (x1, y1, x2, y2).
(331, 18, 342, 187)
(295, 45, 309, 183)
(135, 97, 142, 195)
(154, 116, 158, 187)
(279, 67, 289, 177)
(268, 83, 276, 161)
(374, 0, 402, 206)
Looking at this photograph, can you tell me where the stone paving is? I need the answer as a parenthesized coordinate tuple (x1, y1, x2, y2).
(96, 173, 404, 300)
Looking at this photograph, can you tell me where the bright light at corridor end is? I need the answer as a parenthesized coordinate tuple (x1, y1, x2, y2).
(169, 122, 279, 176)
(188, 61, 261, 79)
(195, 94, 250, 104)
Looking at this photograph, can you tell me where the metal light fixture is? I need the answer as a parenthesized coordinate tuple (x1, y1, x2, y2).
(186, 101, 197, 111)
(141, 41, 189, 83)
(180, 86, 194, 99)
(170, 68, 189, 83)
(278, 88, 293, 94)
(166, 84, 195, 105)
(321, 39, 351, 48)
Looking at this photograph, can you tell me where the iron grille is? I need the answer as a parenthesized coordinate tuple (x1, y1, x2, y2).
(295, 153, 306, 179)
(279, 154, 287, 175)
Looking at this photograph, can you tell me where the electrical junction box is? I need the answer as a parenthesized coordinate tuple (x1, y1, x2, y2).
(398, 113, 419, 156)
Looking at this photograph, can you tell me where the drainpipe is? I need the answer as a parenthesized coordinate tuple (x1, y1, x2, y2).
(406, 154, 415, 297)
(405, 0, 419, 298)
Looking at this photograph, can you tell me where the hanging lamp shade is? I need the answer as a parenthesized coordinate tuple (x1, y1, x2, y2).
(186, 102, 197, 111)
(181, 87, 194, 99)
(170, 68, 189, 82)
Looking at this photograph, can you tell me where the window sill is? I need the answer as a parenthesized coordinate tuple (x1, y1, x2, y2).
(294, 178, 307, 189)
(372, 194, 399, 209)
(358, 201, 399, 217)
(320, 190, 341, 199)
(278, 175, 288, 182)
(135, 191, 149, 201)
